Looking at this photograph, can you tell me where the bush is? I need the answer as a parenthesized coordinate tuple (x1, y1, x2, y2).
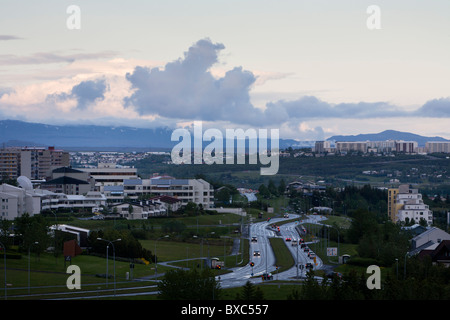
(0, 252, 22, 259)
(346, 257, 380, 267)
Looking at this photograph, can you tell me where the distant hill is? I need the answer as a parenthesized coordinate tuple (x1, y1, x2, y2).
(0, 119, 174, 150)
(0, 119, 298, 151)
(326, 130, 449, 147)
(1, 120, 446, 150)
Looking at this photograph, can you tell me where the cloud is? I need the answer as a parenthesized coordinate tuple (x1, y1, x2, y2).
(48, 79, 108, 110)
(265, 96, 406, 120)
(124, 38, 269, 125)
(0, 35, 22, 41)
(414, 98, 450, 117)
(0, 51, 118, 65)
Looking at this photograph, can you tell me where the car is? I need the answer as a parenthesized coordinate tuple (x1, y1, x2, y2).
(251, 236, 258, 243)
(305, 263, 313, 269)
(309, 252, 315, 259)
(300, 243, 306, 248)
(262, 273, 273, 280)
(285, 237, 292, 242)
(283, 213, 289, 218)
(326, 271, 342, 279)
(253, 251, 261, 257)
(304, 247, 309, 252)
(291, 240, 298, 246)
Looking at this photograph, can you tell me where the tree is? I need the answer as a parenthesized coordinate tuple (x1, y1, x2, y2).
(217, 188, 231, 204)
(158, 268, 221, 300)
(235, 281, 265, 300)
(267, 179, 278, 197)
(278, 179, 286, 195)
(258, 184, 270, 199)
(14, 213, 51, 256)
(346, 209, 379, 244)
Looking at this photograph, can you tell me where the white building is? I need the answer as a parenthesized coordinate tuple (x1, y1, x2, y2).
(394, 184, 433, 225)
(0, 176, 107, 220)
(102, 176, 214, 209)
(0, 182, 41, 219)
(80, 163, 138, 189)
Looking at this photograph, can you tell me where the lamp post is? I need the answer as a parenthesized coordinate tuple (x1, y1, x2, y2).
(155, 235, 169, 276)
(28, 241, 39, 295)
(0, 241, 6, 300)
(97, 238, 121, 296)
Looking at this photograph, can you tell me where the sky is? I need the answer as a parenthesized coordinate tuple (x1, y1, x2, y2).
(1, 0, 450, 141)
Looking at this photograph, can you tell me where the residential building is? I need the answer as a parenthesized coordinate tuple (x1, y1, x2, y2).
(366, 140, 396, 153)
(425, 141, 450, 153)
(0, 146, 69, 180)
(336, 141, 368, 153)
(408, 227, 450, 256)
(388, 184, 433, 225)
(395, 141, 418, 154)
(417, 240, 450, 267)
(314, 141, 331, 154)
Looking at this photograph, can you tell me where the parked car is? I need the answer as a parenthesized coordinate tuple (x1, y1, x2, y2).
(262, 273, 273, 280)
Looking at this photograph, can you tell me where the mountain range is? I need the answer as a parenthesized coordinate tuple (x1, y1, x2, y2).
(327, 130, 449, 147)
(0, 119, 448, 150)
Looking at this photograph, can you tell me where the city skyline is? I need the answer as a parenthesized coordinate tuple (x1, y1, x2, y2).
(1, 1, 450, 140)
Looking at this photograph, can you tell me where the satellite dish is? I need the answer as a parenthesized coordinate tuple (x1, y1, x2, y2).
(17, 176, 33, 190)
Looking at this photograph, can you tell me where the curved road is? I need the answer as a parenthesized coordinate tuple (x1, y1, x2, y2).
(218, 214, 327, 288)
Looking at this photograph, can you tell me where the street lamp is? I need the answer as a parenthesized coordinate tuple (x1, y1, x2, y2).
(0, 241, 6, 300)
(97, 238, 121, 296)
(155, 235, 169, 276)
(28, 241, 39, 295)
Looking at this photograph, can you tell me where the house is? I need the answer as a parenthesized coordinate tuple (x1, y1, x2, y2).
(418, 240, 450, 267)
(407, 226, 450, 256)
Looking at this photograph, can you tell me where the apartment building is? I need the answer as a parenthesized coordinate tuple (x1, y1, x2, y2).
(395, 141, 418, 154)
(388, 184, 433, 225)
(335, 140, 418, 154)
(102, 176, 214, 209)
(366, 140, 396, 153)
(0, 146, 70, 180)
(336, 141, 368, 153)
(314, 141, 331, 154)
(426, 141, 450, 153)
(80, 163, 138, 188)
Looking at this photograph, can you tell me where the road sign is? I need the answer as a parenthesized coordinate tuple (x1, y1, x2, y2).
(327, 247, 338, 256)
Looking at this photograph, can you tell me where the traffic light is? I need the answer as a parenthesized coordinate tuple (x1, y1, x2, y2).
(250, 262, 255, 267)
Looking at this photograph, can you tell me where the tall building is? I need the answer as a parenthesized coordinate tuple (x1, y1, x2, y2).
(314, 141, 331, 154)
(336, 141, 368, 153)
(0, 146, 70, 180)
(426, 141, 450, 153)
(395, 141, 418, 154)
(388, 184, 433, 225)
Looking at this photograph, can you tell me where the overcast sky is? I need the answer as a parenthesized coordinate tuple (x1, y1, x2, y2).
(1, 0, 450, 140)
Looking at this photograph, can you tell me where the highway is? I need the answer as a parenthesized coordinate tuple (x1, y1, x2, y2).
(218, 214, 327, 288)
